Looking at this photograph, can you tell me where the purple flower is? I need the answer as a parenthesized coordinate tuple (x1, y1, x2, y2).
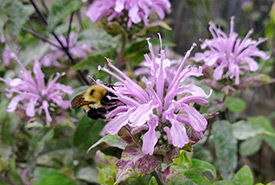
(1, 35, 20, 66)
(84, 0, 171, 27)
(40, 32, 92, 67)
(0, 56, 73, 123)
(21, 169, 37, 185)
(193, 17, 269, 85)
(97, 37, 211, 155)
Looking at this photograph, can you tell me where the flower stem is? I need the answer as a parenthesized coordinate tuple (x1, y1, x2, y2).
(152, 170, 164, 185)
(115, 33, 127, 66)
(29, 0, 90, 85)
(0, 174, 16, 185)
(21, 28, 61, 49)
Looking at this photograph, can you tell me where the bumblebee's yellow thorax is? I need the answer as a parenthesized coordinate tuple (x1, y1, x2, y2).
(83, 85, 107, 110)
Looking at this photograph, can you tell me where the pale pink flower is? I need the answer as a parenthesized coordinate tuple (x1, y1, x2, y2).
(0, 56, 73, 123)
(97, 37, 211, 155)
(40, 32, 92, 67)
(193, 17, 269, 85)
(1, 35, 20, 66)
(84, 0, 171, 27)
(21, 169, 37, 185)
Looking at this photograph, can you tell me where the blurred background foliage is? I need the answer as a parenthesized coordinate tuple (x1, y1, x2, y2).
(0, 0, 275, 184)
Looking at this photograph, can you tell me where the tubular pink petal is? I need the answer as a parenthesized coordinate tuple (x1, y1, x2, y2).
(7, 95, 24, 112)
(170, 115, 189, 148)
(129, 102, 155, 127)
(182, 105, 207, 132)
(26, 98, 37, 117)
(42, 100, 52, 123)
(176, 96, 209, 106)
(142, 115, 158, 155)
(101, 107, 135, 135)
(33, 61, 45, 90)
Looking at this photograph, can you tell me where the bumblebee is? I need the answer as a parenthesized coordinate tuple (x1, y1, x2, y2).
(71, 85, 116, 119)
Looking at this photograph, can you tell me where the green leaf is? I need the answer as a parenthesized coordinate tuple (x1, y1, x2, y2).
(164, 166, 211, 185)
(212, 121, 237, 180)
(126, 175, 152, 185)
(76, 167, 98, 183)
(1, 121, 13, 145)
(115, 143, 161, 184)
(34, 167, 65, 180)
(248, 116, 275, 132)
(263, 136, 275, 151)
(232, 116, 275, 140)
(232, 165, 253, 185)
(173, 150, 193, 169)
(7, 169, 24, 185)
(33, 175, 76, 185)
(88, 134, 128, 152)
(73, 116, 105, 149)
(240, 137, 263, 156)
(95, 151, 117, 185)
(29, 127, 54, 153)
(180, 169, 211, 185)
(225, 97, 246, 112)
(47, 0, 83, 32)
(0, 0, 33, 42)
(71, 54, 106, 71)
(0, 180, 9, 185)
(191, 159, 216, 181)
(213, 180, 237, 185)
(149, 176, 158, 185)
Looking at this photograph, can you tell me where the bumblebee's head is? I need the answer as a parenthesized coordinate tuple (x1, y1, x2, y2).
(71, 85, 108, 109)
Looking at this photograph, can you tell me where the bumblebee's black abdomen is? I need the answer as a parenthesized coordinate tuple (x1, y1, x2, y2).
(87, 107, 107, 119)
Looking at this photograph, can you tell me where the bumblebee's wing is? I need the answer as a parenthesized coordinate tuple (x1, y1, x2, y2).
(71, 93, 89, 109)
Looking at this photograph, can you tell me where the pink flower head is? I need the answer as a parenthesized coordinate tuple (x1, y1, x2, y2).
(193, 17, 269, 85)
(1, 35, 20, 66)
(0, 56, 73, 123)
(21, 169, 37, 185)
(40, 32, 92, 67)
(84, 0, 171, 27)
(97, 36, 211, 155)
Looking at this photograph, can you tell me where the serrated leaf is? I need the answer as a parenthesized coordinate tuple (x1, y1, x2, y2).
(191, 159, 216, 181)
(115, 143, 161, 184)
(47, 0, 83, 32)
(73, 116, 105, 149)
(88, 134, 127, 153)
(225, 97, 246, 112)
(240, 137, 263, 156)
(232, 165, 253, 185)
(212, 121, 237, 180)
